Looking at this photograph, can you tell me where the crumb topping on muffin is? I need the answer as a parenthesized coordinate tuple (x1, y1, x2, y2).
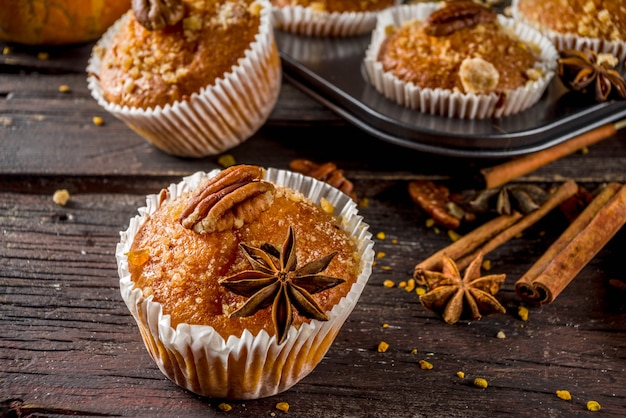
(516, 0, 626, 41)
(98, 0, 263, 109)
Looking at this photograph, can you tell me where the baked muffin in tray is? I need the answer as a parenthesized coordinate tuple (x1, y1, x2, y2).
(363, 1, 558, 119)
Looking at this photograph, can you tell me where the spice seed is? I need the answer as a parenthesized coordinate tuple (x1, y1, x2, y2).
(275, 402, 289, 412)
(218, 403, 232, 412)
(92, 116, 104, 126)
(555, 390, 571, 401)
(419, 360, 434, 370)
(473, 377, 489, 388)
(586, 400, 601, 411)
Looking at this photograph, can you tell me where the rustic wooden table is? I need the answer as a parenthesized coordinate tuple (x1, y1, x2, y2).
(1, 34, 625, 418)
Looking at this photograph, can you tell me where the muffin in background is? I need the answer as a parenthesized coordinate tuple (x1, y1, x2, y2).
(511, 0, 626, 63)
(363, 1, 558, 119)
(271, 0, 398, 37)
(116, 165, 374, 399)
(87, 0, 281, 158)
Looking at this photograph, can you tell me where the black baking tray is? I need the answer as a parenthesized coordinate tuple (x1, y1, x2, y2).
(275, 30, 626, 158)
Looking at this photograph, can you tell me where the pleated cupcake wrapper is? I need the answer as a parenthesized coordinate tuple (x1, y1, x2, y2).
(272, 1, 400, 37)
(363, 3, 558, 119)
(117, 169, 375, 399)
(87, 1, 281, 158)
(511, 0, 626, 64)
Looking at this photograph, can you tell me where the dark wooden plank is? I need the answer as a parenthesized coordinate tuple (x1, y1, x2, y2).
(1, 187, 625, 417)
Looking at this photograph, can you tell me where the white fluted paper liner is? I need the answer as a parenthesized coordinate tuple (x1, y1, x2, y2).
(272, 2, 400, 37)
(511, 0, 626, 64)
(363, 3, 559, 119)
(87, 0, 281, 158)
(116, 168, 374, 399)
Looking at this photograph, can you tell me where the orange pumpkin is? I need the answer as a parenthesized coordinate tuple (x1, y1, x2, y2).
(0, 0, 131, 45)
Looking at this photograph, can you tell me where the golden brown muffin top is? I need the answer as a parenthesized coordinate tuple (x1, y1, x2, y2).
(127, 180, 361, 340)
(377, 16, 541, 93)
(516, 0, 626, 41)
(97, 0, 263, 109)
(271, 0, 395, 13)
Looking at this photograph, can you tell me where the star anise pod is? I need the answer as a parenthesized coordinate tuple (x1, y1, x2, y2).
(419, 253, 506, 324)
(558, 48, 626, 102)
(219, 226, 346, 344)
(465, 184, 548, 215)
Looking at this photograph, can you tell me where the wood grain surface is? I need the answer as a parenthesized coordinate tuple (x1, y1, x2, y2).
(1, 30, 625, 418)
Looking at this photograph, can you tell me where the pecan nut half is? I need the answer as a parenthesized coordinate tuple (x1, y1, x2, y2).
(289, 159, 357, 201)
(180, 165, 275, 234)
(424, 1, 497, 37)
(132, 0, 185, 31)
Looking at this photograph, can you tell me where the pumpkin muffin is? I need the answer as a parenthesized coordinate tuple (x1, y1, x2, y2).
(363, 1, 558, 119)
(87, 0, 281, 157)
(512, 0, 626, 62)
(271, 0, 398, 37)
(117, 165, 374, 399)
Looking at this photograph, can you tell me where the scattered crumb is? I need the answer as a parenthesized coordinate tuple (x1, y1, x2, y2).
(377, 341, 389, 353)
(448, 229, 462, 242)
(380, 265, 392, 271)
(556, 390, 572, 401)
(415, 287, 426, 296)
(376, 251, 386, 259)
(3, 46, 12, 55)
(419, 360, 433, 370)
(496, 330, 506, 339)
(376, 231, 386, 240)
(410, 348, 418, 355)
(217, 154, 236, 167)
(518, 306, 529, 321)
(473, 377, 489, 388)
(37, 52, 49, 60)
(218, 403, 232, 412)
(482, 259, 492, 271)
(275, 402, 289, 413)
(382, 323, 389, 329)
(320, 197, 334, 214)
(92, 116, 104, 126)
(456, 371, 465, 379)
(425, 218, 435, 228)
(405, 279, 416, 292)
(52, 189, 70, 206)
(391, 239, 398, 244)
(58, 85, 71, 93)
(586, 400, 601, 411)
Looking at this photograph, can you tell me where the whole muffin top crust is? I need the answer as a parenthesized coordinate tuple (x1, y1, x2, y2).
(127, 173, 361, 340)
(98, 0, 263, 109)
(377, 3, 542, 93)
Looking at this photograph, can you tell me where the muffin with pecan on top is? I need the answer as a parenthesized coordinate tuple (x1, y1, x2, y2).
(363, 1, 558, 119)
(117, 164, 374, 399)
(87, 0, 281, 158)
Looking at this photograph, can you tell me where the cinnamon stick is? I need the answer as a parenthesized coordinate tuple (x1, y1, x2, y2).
(455, 179, 579, 271)
(480, 120, 626, 190)
(516, 183, 626, 304)
(413, 211, 523, 283)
